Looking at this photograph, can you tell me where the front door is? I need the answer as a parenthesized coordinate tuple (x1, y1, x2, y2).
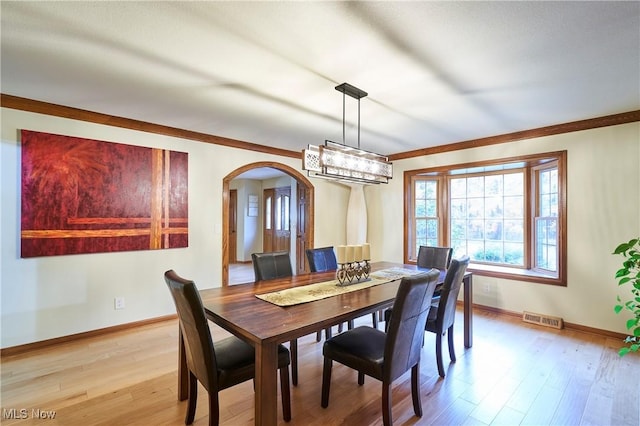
(263, 187, 291, 253)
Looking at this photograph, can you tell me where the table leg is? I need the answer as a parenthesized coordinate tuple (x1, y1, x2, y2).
(463, 274, 473, 348)
(178, 328, 188, 401)
(254, 341, 279, 426)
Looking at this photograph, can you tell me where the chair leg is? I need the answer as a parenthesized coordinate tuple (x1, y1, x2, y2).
(290, 339, 298, 386)
(372, 312, 379, 329)
(321, 357, 332, 408)
(436, 332, 446, 378)
(347, 320, 354, 330)
(316, 330, 322, 342)
(358, 371, 365, 385)
(338, 322, 344, 333)
(411, 364, 422, 417)
(382, 382, 392, 426)
(447, 325, 456, 362)
(186, 371, 198, 425)
(208, 390, 219, 426)
(279, 366, 291, 422)
(325, 327, 332, 339)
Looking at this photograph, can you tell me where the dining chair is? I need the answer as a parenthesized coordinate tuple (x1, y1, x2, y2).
(251, 251, 300, 386)
(306, 246, 367, 341)
(417, 245, 453, 304)
(251, 251, 293, 281)
(164, 270, 291, 425)
(320, 269, 440, 426)
(306, 247, 342, 342)
(425, 255, 470, 378)
(417, 245, 453, 269)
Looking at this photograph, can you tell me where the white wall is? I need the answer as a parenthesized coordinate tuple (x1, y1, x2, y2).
(367, 122, 640, 335)
(0, 108, 349, 348)
(4, 105, 635, 348)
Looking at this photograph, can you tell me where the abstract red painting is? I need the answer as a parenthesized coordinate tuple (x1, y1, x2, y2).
(20, 130, 188, 257)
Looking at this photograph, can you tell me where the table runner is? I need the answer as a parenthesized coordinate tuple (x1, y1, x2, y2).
(256, 267, 422, 307)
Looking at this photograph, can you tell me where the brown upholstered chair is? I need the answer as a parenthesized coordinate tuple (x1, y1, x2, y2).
(164, 270, 291, 425)
(320, 269, 440, 426)
(251, 251, 300, 386)
(425, 255, 470, 378)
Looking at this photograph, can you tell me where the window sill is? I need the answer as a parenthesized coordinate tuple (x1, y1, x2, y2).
(468, 263, 565, 286)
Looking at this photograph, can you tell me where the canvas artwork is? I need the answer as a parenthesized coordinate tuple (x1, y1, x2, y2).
(20, 130, 188, 257)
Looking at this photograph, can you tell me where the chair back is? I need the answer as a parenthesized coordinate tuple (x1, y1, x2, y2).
(384, 269, 440, 382)
(306, 247, 338, 272)
(164, 270, 216, 392)
(435, 256, 470, 330)
(417, 246, 453, 270)
(251, 251, 293, 281)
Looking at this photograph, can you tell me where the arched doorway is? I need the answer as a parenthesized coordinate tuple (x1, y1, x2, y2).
(222, 161, 314, 286)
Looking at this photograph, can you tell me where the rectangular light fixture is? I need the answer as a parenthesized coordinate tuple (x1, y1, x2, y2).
(303, 140, 393, 184)
(302, 83, 393, 185)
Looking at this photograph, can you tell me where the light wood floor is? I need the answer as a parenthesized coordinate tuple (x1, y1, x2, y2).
(2, 308, 639, 425)
(229, 262, 255, 285)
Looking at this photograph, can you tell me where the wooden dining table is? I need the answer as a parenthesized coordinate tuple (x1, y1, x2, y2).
(177, 261, 473, 426)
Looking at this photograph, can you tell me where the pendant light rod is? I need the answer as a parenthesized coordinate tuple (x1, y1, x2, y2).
(335, 83, 367, 149)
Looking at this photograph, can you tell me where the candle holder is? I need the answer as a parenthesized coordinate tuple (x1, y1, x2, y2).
(336, 260, 371, 286)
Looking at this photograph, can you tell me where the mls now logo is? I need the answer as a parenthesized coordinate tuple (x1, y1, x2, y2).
(31, 409, 57, 419)
(3, 408, 28, 419)
(2, 408, 57, 419)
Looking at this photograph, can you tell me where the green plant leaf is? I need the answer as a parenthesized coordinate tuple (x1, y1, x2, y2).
(614, 305, 623, 314)
(615, 268, 629, 278)
(619, 347, 630, 356)
(627, 318, 638, 330)
(631, 344, 640, 352)
(619, 277, 632, 285)
(614, 242, 634, 254)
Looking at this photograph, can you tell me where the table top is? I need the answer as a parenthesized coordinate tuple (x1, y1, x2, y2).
(200, 262, 435, 344)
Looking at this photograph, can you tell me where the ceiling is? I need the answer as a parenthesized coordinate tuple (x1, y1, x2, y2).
(1, 1, 638, 157)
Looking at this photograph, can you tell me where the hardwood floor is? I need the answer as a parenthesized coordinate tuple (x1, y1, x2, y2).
(229, 262, 255, 285)
(1, 308, 639, 425)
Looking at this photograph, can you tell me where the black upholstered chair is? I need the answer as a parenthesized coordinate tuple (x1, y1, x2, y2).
(320, 269, 440, 426)
(251, 251, 300, 386)
(164, 270, 291, 425)
(306, 247, 341, 342)
(417, 245, 453, 305)
(251, 251, 293, 281)
(425, 255, 470, 378)
(417, 245, 453, 270)
(306, 246, 338, 273)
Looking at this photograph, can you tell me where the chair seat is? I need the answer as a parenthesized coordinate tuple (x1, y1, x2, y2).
(215, 336, 290, 389)
(323, 326, 386, 380)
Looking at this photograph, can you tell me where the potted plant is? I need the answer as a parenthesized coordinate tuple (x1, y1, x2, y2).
(613, 237, 640, 356)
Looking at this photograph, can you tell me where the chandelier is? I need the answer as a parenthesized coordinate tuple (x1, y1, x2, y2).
(302, 83, 393, 184)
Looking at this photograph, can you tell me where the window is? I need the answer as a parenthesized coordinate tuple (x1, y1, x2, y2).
(405, 151, 566, 285)
(411, 178, 441, 255)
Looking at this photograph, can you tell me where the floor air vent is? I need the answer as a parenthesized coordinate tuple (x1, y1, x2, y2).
(522, 311, 564, 329)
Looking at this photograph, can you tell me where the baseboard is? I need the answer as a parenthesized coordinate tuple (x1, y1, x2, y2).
(470, 303, 629, 340)
(0, 314, 177, 357)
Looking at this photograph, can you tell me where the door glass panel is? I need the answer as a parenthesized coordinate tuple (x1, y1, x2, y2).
(265, 196, 272, 230)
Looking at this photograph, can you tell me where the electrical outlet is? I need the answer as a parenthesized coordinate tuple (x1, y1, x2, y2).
(483, 283, 491, 293)
(114, 297, 125, 310)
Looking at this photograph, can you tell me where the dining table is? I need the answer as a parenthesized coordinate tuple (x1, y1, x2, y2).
(176, 261, 473, 426)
